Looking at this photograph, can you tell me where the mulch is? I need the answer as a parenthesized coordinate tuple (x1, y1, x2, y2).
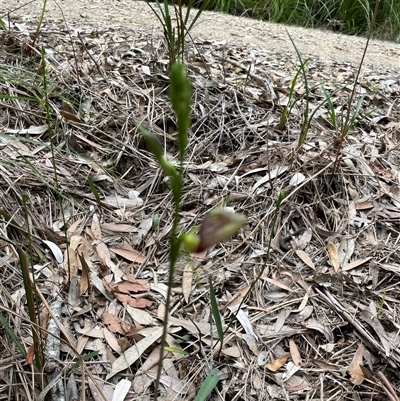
(1, 15, 400, 401)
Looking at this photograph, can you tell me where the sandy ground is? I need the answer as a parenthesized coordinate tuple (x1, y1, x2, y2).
(2, 0, 400, 69)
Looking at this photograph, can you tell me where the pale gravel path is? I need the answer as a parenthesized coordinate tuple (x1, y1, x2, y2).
(2, 0, 400, 69)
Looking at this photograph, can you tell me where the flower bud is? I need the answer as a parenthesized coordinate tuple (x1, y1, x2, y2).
(196, 210, 247, 253)
(182, 233, 201, 253)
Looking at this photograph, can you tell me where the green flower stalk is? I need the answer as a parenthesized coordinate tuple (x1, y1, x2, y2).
(169, 62, 192, 163)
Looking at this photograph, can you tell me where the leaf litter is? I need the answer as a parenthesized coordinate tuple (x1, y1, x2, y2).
(0, 10, 400, 401)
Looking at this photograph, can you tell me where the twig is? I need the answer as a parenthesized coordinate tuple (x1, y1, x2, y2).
(377, 371, 400, 401)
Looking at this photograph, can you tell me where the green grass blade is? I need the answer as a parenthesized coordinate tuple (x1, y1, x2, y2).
(164, 346, 189, 355)
(72, 350, 100, 368)
(286, 30, 311, 147)
(348, 95, 365, 129)
(87, 176, 102, 206)
(320, 83, 337, 131)
(0, 311, 27, 357)
(0, 18, 6, 31)
(209, 279, 224, 347)
(17, 246, 43, 371)
(185, 0, 211, 31)
(195, 368, 220, 401)
(278, 59, 308, 131)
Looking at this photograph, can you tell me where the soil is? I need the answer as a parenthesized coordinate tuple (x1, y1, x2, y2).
(3, 0, 400, 69)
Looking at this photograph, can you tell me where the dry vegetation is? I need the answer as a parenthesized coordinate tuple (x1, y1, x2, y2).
(1, 11, 400, 401)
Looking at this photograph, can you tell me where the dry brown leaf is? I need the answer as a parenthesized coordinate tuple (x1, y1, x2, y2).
(74, 321, 92, 355)
(106, 327, 163, 379)
(284, 375, 310, 392)
(67, 218, 85, 236)
(126, 305, 154, 325)
(27, 345, 34, 365)
(100, 222, 138, 233)
(118, 337, 131, 353)
(262, 277, 295, 293)
(342, 257, 372, 271)
(141, 346, 162, 372)
(122, 239, 135, 251)
(60, 101, 83, 123)
(225, 286, 251, 309)
(182, 262, 193, 303)
(68, 235, 81, 251)
(111, 247, 145, 264)
(355, 201, 374, 210)
(110, 279, 149, 293)
(102, 311, 127, 334)
(158, 303, 166, 319)
(348, 342, 365, 385)
(222, 346, 241, 358)
(114, 293, 152, 308)
(91, 220, 102, 240)
(265, 355, 288, 372)
(123, 322, 144, 342)
(103, 327, 122, 354)
(312, 359, 339, 370)
(327, 241, 340, 272)
(77, 237, 93, 256)
(274, 309, 290, 333)
(295, 249, 315, 270)
(96, 242, 112, 266)
(289, 338, 302, 366)
(64, 238, 82, 278)
(78, 253, 90, 295)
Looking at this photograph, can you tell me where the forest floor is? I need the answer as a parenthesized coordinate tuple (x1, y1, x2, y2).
(1, 1, 400, 401)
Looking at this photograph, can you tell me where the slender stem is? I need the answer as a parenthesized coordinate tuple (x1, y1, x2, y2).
(153, 173, 183, 401)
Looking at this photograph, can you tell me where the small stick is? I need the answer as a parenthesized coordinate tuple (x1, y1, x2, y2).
(377, 371, 400, 401)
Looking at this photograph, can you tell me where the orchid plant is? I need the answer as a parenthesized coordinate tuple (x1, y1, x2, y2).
(138, 62, 246, 400)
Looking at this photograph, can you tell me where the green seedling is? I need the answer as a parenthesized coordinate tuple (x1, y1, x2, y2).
(281, 31, 368, 151)
(147, 0, 209, 68)
(72, 351, 100, 368)
(164, 346, 190, 355)
(377, 291, 386, 318)
(195, 368, 220, 401)
(286, 31, 311, 148)
(210, 279, 224, 351)
(278, 57, 309, 133)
